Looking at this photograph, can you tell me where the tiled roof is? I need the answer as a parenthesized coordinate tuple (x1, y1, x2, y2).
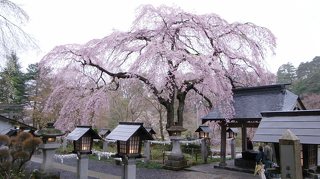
(195, 125, 211, 133)
(202, 84, 304, 121)
(106, 122, 153, 141)
(0, 115, 36, 135)
(67, 126, 101, 141)
(253, 110, 320, 144)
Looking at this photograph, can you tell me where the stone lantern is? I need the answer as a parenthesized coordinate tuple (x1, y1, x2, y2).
(164, 125, 188, 170)
(34, 123, 65, 172)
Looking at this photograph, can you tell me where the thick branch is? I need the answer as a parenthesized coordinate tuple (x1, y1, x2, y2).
(192, 87, 213, 109)
(86, 59, 169, 106)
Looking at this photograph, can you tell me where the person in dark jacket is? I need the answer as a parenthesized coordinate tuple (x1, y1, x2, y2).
(247, 137, 254, 150)
(256, 145, 265, 164)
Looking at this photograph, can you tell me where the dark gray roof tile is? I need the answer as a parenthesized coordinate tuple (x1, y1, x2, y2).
(195, 125, 211, 133)
(106, 122, 153, 141)
(253, 110, 320, 144)
(67, 126, 101, 141)
(202, 84, 301, 121)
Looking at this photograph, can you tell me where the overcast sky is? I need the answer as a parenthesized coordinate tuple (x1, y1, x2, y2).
(12, 0, 320, 73)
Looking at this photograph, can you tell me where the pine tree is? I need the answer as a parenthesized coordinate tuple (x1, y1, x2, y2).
(0, 52, 26, 119)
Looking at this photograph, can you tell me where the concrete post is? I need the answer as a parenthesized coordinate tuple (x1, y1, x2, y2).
(279, 129, 303, 179)
(40, 143, 60, 172)
(201, 139, 208, 163)
(123, 158, 136, 179)
(77, 154, 89, 179)
(144, 140, 151, 162)
(230, 138, 236, 159)
(219, 121, 227, 166)
(103, 140, 108, 152)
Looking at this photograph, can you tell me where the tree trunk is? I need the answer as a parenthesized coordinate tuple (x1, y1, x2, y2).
(165, 102, 175, 130)
(176, 92, 186, 126)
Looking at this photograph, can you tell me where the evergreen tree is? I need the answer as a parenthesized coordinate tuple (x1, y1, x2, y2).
(276, 57, 320, 109)
(276, 62, 296, 84)
(296, 56, 320, 80)
(0, 52, 26, 104)
(25, 63, 54, 127)
(0, 52, 26, 119)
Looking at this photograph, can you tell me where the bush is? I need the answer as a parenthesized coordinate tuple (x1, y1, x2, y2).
(0, 132, 42, 179)
(55, 144, 73, 154)
(149, 143, 171, 161)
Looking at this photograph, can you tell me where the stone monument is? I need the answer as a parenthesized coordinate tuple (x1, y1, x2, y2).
(279, 129, 303, 179)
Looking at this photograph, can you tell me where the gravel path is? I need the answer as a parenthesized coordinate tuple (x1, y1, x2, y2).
(26, 155, 259, 179)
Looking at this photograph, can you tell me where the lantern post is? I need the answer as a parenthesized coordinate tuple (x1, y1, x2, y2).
(67, 126, 101, 179)
(107, 122, 153, 179)
(99, 128, 111, 152)
(195, 125, 211, 163)
(226, 128, 238, 159)
(227, 128, 236, 139)
(144, 127, 156, 162)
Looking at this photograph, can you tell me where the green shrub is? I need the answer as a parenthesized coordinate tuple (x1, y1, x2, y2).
(148, 143, 171, 161)
(55, 144, 73, 154)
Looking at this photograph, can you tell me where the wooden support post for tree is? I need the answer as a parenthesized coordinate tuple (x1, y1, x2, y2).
(162, 151, 165, 164)
(196, 153, 198, 162)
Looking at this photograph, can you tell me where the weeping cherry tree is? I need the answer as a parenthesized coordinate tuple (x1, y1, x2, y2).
(40, 5, 276, 132)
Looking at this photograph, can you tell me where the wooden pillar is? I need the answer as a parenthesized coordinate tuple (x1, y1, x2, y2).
(219, 121, 227, 166)
(241, 125, 247, 152)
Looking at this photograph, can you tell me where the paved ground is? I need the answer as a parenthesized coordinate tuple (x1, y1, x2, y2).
(27, 156, 259, 179)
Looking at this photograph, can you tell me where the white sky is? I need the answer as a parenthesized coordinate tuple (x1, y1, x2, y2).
(12, 0, 320, 73)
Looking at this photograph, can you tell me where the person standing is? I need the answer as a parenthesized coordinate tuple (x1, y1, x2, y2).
(247, 137, 254, 150)
(264, 143, 272, 164)
(264, 143, 273, 178)
(256, 145, 265, 163)
(255, 145, 266, 179)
